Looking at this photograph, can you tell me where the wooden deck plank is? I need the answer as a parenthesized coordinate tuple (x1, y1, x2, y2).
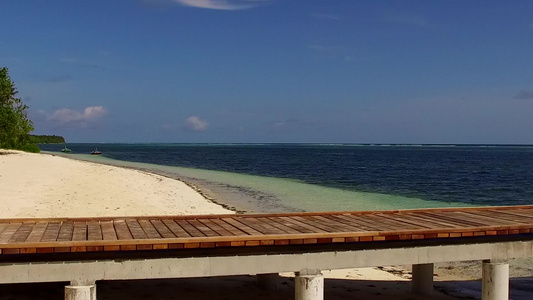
(101, 221, 118, 241)
(161, 220, 191, 238)
(57, 221, 75, 242)
(126, 220, 148, 239)
(342, 214, 393, 231)
(72, 222, 87, 241)
(394, 213, 456, 229)
(87, 221, 102, 241)
(258, 217, 302, 234)
(454, 211, 522, 226)
(175, 220, 205, 237)
(235, 216, 288, 235)
(267, 216, 319, 234)
(197, 219, 234, 236)
(0, 224, 8, 236)
(417, 212, 486, 227)
(210, 218, 248, 236)
(373, 214, 431, 230)
(0, 205, 531, 255)
(311, 216, 365, 232)
(113, 220, 133, 240)
(150, 220, 176, 238)
(138, 220, 162, 239)
(40, 222, 62, 242)
(0, 223, 22, 243)
(321, 215, 369, 232)
(7, 222, 35, 243)
(292, 216, 340, 233)
(478, 210, 533, 223)
(186, 219, 220, 237)
(26, 222, 49, 242)
(403, 212, 467, 228)
(494, 209, 533, 220)
(222, 218, 262, 235)
(444, 212, 497, 226)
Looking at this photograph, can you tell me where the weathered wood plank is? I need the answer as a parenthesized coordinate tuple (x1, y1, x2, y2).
(101, 221, 117, 241)
(210, 218, 248, 236)
(87, 221, 102, 241)
(197, 219, 234, 236)
(8, 222, 35, 243)
(138, 219, 162, 239)
(234, 216, 287, 235)
(161, 220, 191, 238)
(222, 218, 262, 235)
(57, 221, 74, 242)
(150, 220, 176, 238)
(126, 220, 148, 239)
(187, 219, 219, 237)
(258, 217, 302, 234)
(0, 206, 532, 256)
(26, 222, 49, 242)
(114, 220, 134, 240)
(175, 220, 205, 237)
(269, 216, 323, 234)
(40, 222, 62, 242)
(0, 223, 22, 243)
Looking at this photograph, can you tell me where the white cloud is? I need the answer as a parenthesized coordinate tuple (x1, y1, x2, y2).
(46, 106, 108, 124)
(173, 0, 265, 10)
(185, 116, 209, 131)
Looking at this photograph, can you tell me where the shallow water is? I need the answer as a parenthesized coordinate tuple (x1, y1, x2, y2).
(50, 152, 467, 213)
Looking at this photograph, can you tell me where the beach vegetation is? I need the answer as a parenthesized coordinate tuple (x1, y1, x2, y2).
(0, 67, 35, 151)
(28, 135, 66, 144)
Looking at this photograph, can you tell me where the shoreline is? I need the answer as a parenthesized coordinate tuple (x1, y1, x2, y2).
(2, 150, 531, 299)
(0, 149, 233, 218)
(41, 151, 247, 214)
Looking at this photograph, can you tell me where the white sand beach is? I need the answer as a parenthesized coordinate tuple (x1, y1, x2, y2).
(0, 150, 232, 218)
(1, 150, 528, 299)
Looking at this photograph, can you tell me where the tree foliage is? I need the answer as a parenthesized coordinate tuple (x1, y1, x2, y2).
(0, 67, 35, 150)
(28, 135, 65, 144)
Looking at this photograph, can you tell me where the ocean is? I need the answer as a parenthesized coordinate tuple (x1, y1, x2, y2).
(39, 144, 533, 213)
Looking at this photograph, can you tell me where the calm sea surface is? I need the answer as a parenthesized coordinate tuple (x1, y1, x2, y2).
(39, 144, 533, 212)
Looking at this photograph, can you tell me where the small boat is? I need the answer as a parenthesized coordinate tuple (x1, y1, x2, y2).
(91, 148, 102, 155)
(61, 146, 71, 153)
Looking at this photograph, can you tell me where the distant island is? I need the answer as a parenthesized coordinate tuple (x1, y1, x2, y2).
(28, 135, 66, 144)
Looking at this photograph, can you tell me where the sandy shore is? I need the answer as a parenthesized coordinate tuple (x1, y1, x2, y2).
(1, 149, 530, 299)
(0, 150, 232, 218)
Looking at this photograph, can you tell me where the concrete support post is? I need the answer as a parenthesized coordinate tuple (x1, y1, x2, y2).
(295, 270, 323, 300)
(65, 282, 96, 300)
(257, 273, 279, 290)
(412, 263, 434, 296)
(482, 260, 509, 300)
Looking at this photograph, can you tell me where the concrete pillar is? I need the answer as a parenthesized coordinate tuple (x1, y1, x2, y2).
(65, 282, 96, 300)
(295, 270, 323, 300)
(482, 260, 509, 300)
(257, 273, 279, 290)
(412, 263, 434, 295)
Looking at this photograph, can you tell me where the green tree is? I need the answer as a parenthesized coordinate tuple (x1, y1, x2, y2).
(0, 67, 34, 150)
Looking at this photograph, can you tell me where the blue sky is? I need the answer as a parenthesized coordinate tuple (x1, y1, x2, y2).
(2, 0, 532, 143)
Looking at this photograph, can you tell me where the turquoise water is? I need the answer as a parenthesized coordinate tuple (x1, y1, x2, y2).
(53, 152, 468, 213)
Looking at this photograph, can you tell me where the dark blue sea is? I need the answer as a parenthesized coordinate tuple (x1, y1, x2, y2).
(39, 144, 533, 212)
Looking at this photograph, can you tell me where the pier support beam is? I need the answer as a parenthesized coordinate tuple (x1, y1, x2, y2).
(482, 260, 509, 300)
(257, 273, 279, 290)
(65, 281, 96, 300)
(295, 270, 323, 300)
(412, 263, 434, 296)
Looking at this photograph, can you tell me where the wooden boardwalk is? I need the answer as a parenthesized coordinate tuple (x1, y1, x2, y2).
(1, 205, 532, 255)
